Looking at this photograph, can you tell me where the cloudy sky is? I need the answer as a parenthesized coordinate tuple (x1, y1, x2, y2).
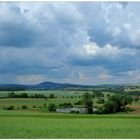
(0, 2, 140, 85)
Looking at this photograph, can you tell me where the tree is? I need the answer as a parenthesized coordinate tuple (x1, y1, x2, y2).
(8, 91, 15, 98)
(20, 93, 28, 98)
(92, 90, 104, 99)
(83, 92, 93, 114)
(49, 94, 55, 99)
(21, 105, 28, 109)
(100, 94, 133, 114)
(48, 104, 57, 111)
(6, 105, 15, 110)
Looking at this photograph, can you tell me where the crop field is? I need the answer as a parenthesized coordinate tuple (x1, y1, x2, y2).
(0, 110, 140, 138)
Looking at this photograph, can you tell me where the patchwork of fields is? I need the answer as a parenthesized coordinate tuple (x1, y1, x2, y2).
(0, 90, 140, 138)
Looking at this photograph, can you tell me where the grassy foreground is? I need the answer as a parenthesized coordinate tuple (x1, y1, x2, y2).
(0, 110, 140, 138)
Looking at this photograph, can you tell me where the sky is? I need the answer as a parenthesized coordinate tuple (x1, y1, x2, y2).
(0, 2, 140, 85)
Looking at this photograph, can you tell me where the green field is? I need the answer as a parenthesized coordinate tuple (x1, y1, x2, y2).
(0, 90, 140, 138)
(0, 110, 140, 138)
(0, 98, 80, 109)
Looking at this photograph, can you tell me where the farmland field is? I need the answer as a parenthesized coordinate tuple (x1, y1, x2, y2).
(0, 90, 140, 138)
(0, 110, 140, 138)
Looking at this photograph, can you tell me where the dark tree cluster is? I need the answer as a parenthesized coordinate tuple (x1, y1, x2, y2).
(48, 104, 57, 111)
(8, 92, 29, 98)
(96, 94, 133, 114)
(83, 92, 93, 114)
(8, 92, 45, 98)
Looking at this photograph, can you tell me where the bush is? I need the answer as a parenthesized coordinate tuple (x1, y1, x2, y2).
(49, 94, 55, 98)
(20, 93, 29, 98)
(48, 104, 57, 111)
(33, 105, 36, 108)
(21, 105, 28, 109)
(6, 105, 15, 110)
(43, 103, 47, 107)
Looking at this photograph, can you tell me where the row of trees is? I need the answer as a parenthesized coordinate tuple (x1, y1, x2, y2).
(8, 92, 56, 99)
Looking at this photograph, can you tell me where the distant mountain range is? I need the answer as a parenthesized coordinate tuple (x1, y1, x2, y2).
(0, 81, 93, 90)
(0, 81, 139, 91)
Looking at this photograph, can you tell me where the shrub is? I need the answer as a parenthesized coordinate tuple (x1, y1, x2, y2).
(21, 105, 28, 109)
(48, 104, 57, 111)
(7, 105, 15, 110)
(44, 103, 47, 107)
(33, 105, 36, 108)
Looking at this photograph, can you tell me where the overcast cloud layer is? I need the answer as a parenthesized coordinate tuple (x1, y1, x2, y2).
(0, 2, 140, 85)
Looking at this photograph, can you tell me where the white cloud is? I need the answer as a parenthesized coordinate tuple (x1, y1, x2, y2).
(16, 74, 47, 84)
(98, 72, 113, 81)
(83, 42, 136, 58)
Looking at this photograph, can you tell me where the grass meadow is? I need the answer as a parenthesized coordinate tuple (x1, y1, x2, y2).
(0, 110, 140, 138)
